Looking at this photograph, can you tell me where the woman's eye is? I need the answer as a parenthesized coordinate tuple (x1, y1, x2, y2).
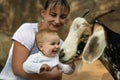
(50, 13, 56, 17)
(60, 15, 67, 19)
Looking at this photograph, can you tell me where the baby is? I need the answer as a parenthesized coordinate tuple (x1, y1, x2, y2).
(23, 29, 75, 74)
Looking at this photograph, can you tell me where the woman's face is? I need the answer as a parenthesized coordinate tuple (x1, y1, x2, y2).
(41, 5, 69, 31)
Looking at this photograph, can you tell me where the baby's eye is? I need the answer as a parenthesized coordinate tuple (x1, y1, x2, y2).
(57, 42, 60, 45)
(51, 42, 55, 45)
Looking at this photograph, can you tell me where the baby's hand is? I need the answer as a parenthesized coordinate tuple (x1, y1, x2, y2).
(68, 61, 76, 70)
(40, 64, 50, 72)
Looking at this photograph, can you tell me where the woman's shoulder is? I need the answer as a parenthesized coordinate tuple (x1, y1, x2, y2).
(14, 22, 38, 36)
(13, 22, 38, 39)
(20, 23, 38, 31)
(12, 23, 38, 50)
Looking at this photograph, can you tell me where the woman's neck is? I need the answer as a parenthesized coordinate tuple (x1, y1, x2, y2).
(38, 22, 47, 31)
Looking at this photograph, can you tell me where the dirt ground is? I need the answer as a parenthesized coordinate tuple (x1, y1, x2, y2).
(62, 60, 114, 80)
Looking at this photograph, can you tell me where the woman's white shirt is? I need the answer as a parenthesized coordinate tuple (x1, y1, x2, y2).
(0, 23, 63, 80)
(0, 23, 37, 80)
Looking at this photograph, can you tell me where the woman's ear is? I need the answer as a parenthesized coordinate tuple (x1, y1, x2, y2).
(41, 10, 46, 18)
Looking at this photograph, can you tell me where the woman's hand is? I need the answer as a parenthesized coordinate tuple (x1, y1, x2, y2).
(36, 66, 62, 80)
(49, 66, 63, 80)
(40, 64, 50, 72)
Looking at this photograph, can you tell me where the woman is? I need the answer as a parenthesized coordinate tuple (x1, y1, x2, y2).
(0, 0, 70, 80)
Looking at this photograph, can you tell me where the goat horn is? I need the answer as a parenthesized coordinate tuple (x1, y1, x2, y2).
(94, 9, 115, 21)
(81, 9, 90, 17)
(90, 9, 115, 23)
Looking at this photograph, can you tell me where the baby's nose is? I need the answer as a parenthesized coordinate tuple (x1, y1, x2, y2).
(56, 45, 60, 49)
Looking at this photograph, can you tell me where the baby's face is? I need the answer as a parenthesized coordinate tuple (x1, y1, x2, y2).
(40, 34, 60, 57)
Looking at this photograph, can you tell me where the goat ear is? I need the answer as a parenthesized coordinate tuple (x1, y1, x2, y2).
(82, 27, 106, 64)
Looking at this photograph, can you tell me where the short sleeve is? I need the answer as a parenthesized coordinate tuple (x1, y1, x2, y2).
(12, 23, 37, 50)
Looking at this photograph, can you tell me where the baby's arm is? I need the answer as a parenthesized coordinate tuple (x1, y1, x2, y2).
(23, 54, 43, 74)
(58, 62, 75, 74)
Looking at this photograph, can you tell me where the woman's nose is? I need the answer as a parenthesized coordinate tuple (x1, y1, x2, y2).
(55, 17, 60, 24)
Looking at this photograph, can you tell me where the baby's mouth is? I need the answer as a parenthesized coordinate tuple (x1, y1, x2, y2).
(52, 50, 57, 53)
(52, 50, 59, 53)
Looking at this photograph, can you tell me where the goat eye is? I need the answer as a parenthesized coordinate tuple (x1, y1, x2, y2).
(84, 34, 89, 38)
(85, 34, 90, 37)
(81, 34, 89, 38)
(74, 25, 79, 30)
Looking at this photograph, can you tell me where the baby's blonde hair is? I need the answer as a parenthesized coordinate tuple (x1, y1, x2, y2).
(36, 29, 58, 44)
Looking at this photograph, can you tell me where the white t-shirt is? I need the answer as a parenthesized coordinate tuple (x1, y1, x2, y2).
(23, 51, 73, 74)
(0, 23, 63, 80)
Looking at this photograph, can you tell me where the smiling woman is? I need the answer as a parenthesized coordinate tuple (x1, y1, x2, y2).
(0, 0, 71, 80)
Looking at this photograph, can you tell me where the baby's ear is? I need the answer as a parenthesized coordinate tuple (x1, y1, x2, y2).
(38, 43, 43, 50)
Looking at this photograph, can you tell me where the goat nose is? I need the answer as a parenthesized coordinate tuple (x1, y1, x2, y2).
(59, 49, 65, 58)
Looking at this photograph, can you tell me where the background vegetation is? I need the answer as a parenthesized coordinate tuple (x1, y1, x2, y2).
(0, 0, 120, 72)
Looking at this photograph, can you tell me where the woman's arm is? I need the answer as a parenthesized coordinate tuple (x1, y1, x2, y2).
(12, 40, 62, 80)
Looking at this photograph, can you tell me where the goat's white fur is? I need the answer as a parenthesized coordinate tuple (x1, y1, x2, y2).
(60, 17, 107, 74)
(60, 17, 88, 61)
